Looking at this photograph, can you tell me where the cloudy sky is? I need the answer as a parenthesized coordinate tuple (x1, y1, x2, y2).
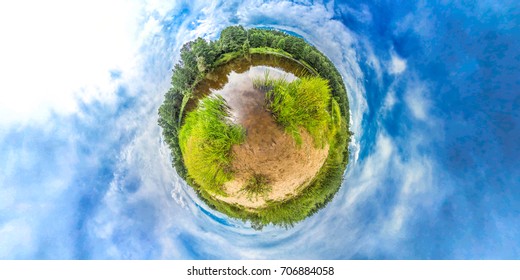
(0, 0, 519, 259)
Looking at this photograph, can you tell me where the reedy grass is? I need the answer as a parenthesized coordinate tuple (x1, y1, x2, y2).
(239, 174, 272, 202)
(214, 51, 243, 67)
(179, 96, 245, 195)
(178, 71, 348, 229)
(250, 47, 293, 58)
(254, 72, 338, 148)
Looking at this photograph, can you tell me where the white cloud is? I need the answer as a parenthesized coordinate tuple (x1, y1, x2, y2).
(394, 2, 435, 39)
(337, 4, 373, 23)
(389, 52, 407, 74)
(0, 0, 182, 259)
(383, 89, 397, 111)
(0, 0, 448, 259)
(404, 79, 430, 121)
(0, 0, 180, 127)
(0, 220, 34, 259)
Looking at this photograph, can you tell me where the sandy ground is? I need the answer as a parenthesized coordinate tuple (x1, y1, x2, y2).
(212, 73, 329, 208)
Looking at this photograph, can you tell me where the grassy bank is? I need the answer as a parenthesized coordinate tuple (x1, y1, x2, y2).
(251, 47, 319, 76)
(250, 46, 293, 57)
(159, 25, 350, 178)
(179, 96, 245, 196)
(214, 51, 243, 67)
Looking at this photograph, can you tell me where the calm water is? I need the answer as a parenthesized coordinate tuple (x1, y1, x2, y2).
(186, 53, 311, 115)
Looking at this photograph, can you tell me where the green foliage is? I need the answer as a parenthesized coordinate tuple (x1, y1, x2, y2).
(248, 31, 267, 47)
(330, 98, 342, 133)
(239, 174, 272, 202)
(276, 38, 286, 50)
(179, 96, 245, 195)
(242, 39, 250, 56)
(192, 40, 213, 72)
(255, 74, 333, 148)
(214, 51, 242, 67)
(250, 47, 293, 58)
(219, 26, 247, 53)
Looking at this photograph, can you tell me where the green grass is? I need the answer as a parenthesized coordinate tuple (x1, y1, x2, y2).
(250, 47, 293, 57)
(178, 96, 245, 196)
(254, 73, 338, 148)
(214, 51, 243, 67)
(251, 47, 319, 75)
(239, 174, 272, 202)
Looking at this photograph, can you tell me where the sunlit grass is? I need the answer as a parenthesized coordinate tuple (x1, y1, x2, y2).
(214, 51, 243, 67)
(239, 174, 272, 202)
(254, 72, 339, 148)
(179, 96, 245, 195)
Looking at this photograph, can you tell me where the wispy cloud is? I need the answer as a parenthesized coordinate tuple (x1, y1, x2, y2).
(1, 0, 442, 259)
(388, 51, 407, 75)
(4, 0, 516, 259)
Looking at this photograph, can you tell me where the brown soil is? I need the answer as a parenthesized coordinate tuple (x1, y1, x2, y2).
(212, 69, 329, 208)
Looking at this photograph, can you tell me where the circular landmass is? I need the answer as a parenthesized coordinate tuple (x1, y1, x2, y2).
(159, 25, 351, 228)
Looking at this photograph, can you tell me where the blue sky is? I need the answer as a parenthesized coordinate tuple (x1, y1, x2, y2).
(0, 0, 518, 259)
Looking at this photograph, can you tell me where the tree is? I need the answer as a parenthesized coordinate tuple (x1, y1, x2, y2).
(276, 38, 286, 50)
(242, 39, 250, 55)
(286, 37, 305, 59)
(171, 64, 194, 91)
(191, 38, 216, 72)
(219, 25, 247, 53)
(249, 32, 266, 47)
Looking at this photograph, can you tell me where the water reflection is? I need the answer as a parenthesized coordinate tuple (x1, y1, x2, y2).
(186, 53, 310, 113)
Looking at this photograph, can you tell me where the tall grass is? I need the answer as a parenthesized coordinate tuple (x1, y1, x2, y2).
(239, 174, 272, 202)
(254, 73, 337, 148)
(179, 96, 245, 195)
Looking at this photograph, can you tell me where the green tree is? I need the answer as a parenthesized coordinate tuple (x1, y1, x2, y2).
(286, 37, 305, 59)
(191, 38, 216, 73)
(219, 25, 247, 53)
(249, 32, 266, 47)
(242, 39, 250, 55)
(276, 38, 286, 50)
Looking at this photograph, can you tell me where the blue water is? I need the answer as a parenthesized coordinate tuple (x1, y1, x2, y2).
(0, 0, 519, 259)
